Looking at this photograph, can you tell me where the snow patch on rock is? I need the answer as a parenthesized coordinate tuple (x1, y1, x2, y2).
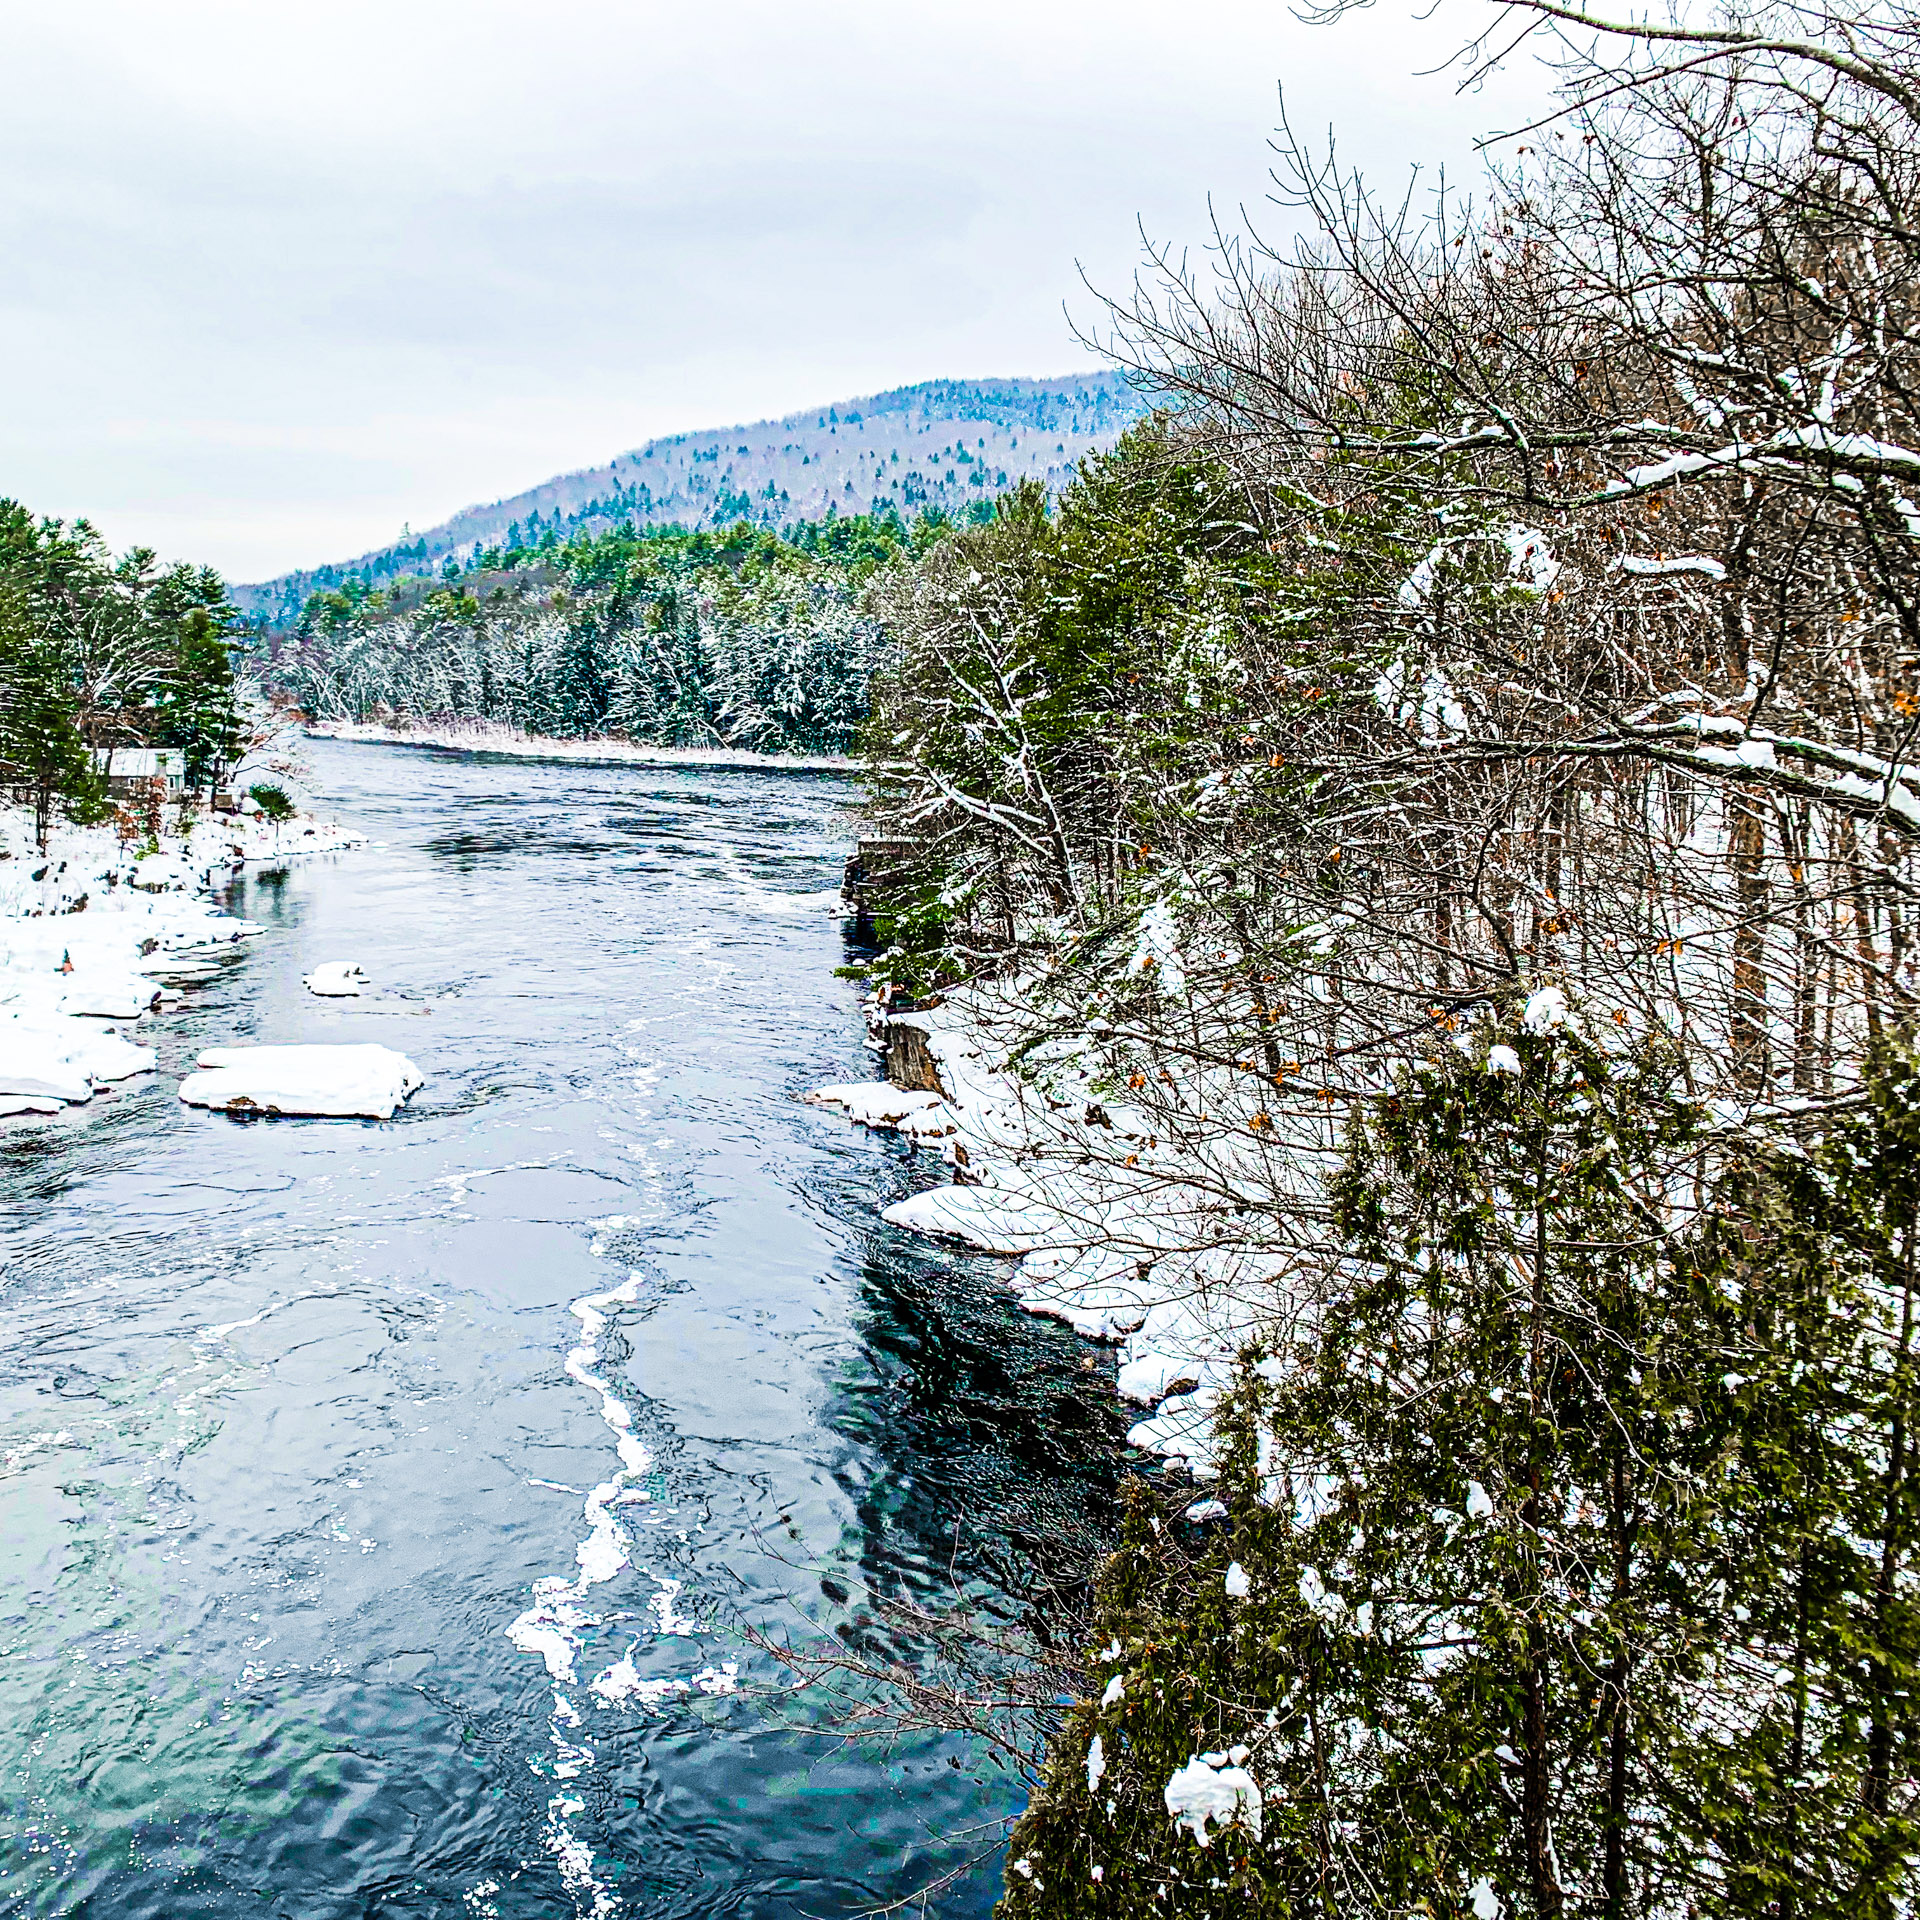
(304, 961, 368, 997)
(179, 1043, 423, 1120)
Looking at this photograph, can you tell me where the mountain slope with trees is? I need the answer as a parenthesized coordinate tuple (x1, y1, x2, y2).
(268, 509, 914, 757)
(238, 373, 1146, 628)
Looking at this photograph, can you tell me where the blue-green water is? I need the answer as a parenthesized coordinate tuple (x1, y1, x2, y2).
(0, 740, 1119, 1918)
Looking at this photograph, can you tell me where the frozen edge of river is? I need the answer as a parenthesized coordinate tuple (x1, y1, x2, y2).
(306, 719, 857, 774)
(0, 801, 368, 1121)
(808, 987, 1297, 1490)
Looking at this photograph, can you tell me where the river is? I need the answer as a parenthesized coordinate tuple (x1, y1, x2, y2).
(0, 738, 1121, 1918)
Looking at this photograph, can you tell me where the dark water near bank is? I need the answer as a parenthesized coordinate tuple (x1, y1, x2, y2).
(0, 740, 1120, 1918)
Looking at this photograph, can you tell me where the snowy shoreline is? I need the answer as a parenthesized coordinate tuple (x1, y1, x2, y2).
(0, 802, 368, 1122)
(305, 718, 857, 774)
(809, 988, 1289, 1486)
(809, 980, 1614, 1495)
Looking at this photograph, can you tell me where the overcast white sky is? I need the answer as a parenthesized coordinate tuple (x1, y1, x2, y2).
(0, 0, 1548, 582)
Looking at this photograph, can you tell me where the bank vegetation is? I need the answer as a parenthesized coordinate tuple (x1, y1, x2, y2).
(848, 3, 1920, 1913)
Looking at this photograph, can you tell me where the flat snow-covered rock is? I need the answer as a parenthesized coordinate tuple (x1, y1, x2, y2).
(179, 1043, 423, 1119)
(0, 1034, 96, 1104)
(61, 1024, 157, 1085)
(808, 1082, 945, 1126)
(57, 966, 162, 1019)
(304, 961, 367, 998)
(1117, 1350, 1206, 1405)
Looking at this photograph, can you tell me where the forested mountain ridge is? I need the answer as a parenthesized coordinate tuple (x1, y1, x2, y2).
(238, 372, 1145, 628)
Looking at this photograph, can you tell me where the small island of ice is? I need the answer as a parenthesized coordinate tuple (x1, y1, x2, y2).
(179, 1043, 423, 1119)
(304, 961, 368, 998)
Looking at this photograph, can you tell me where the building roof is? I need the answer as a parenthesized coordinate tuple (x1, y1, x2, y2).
(90, 748, 184, 779)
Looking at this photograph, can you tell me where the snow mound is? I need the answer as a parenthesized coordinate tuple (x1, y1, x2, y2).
(56, 966, 162, 1019)
(1164, 1756, 1263, 1845)
(880, 1184, 1073, 1255)
(1117, 1351, 1203, 1405)
(808, 1082, 946, 1126)
(0, 1020, 156, 1103)
(1521, 984, 1571, 1034)
(179, 1043, 423, 1119)
(0, 1034, 95, 1105)
(1128, 1389, 1223, 1477)
(304, 961, 368, 998)
(1013, 1244, 1158, 1339)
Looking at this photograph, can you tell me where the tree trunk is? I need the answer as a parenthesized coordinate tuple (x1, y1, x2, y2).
(1521, 1106, 1564, 1918)
(1731, 793, 1771, 1092)
(1605, 1444, 1633, 1919)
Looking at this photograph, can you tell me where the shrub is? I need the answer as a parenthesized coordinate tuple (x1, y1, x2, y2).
(248, 782, 296, 821)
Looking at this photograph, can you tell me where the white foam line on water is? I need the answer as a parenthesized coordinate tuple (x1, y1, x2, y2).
(503, 1230, 733, 1914)
(432, 1157, 568, 1211)
(202, 1288, 343, 1342)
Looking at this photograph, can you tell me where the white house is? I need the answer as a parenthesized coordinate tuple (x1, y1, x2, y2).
(90, 748, 185, 797)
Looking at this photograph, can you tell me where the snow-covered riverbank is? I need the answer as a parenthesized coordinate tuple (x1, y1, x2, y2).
(0, 804, 366, 1119)
(306, 718, 856, 774)
(811, 987, 1296, 1486)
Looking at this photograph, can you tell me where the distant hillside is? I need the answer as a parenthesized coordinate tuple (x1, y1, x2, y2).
(239, 372, 1149, 626)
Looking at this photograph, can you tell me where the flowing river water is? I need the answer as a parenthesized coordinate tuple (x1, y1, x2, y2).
(0, 739, 1122, 1918)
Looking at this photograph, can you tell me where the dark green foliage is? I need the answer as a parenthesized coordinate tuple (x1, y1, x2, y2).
(862, 420, 1344, 988)
(155, 607, 242, 790)
(1683, 1052, 1920, 1917)
(0, 584, 100, 849)
(1001, 1022, 1920, 1918)
(0, 500, 242, 842)
(274, 511, 908, 755)
(248, 783, 295, 822)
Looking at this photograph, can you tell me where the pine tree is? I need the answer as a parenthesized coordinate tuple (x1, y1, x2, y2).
(156, 607, 241, 791)
(999, 1003, 1745, 1917)
(0, 586, 102, 850)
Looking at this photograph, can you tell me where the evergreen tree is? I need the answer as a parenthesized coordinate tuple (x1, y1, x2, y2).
(156, 607, 241, 790)
(1000, 1020, 1920, 1918)
(0, 586, 102, 849)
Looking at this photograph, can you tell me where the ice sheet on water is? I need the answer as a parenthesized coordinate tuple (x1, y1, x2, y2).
(808, 1082, 946, 1126)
